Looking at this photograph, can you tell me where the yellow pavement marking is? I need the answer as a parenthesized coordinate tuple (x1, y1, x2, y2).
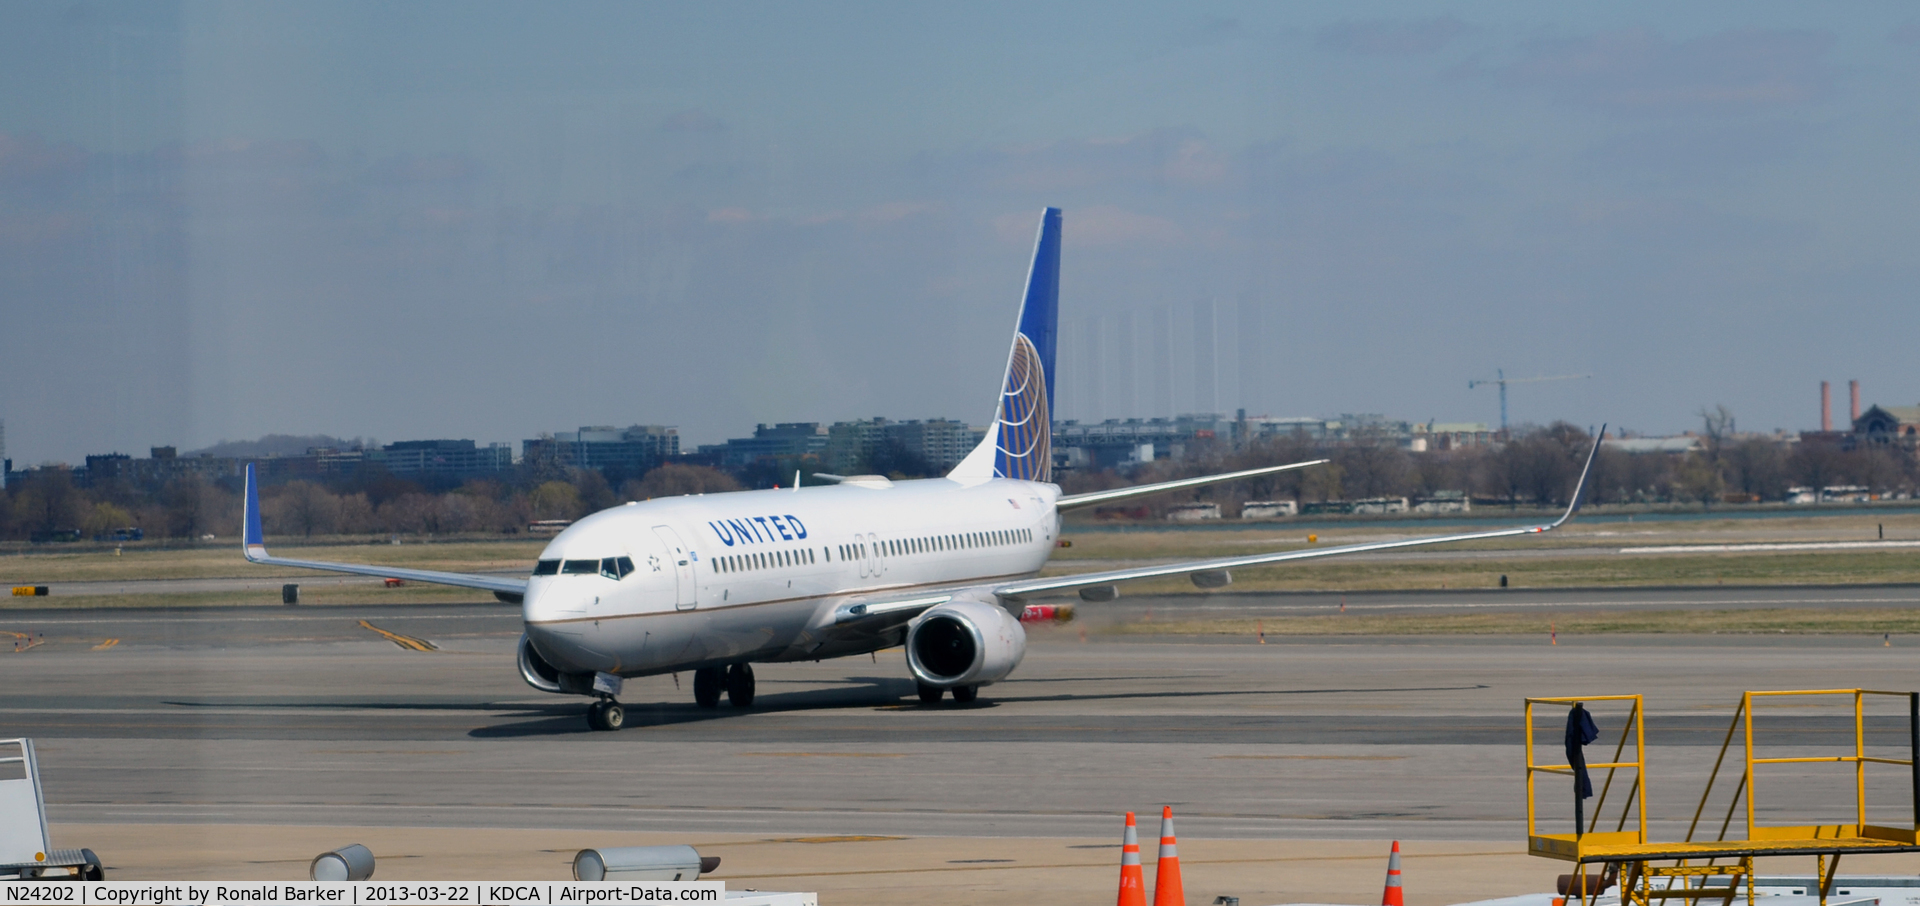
(91, 639, 119, 651)
(356, 620, 438, 651)
(5, 630, 45, 653)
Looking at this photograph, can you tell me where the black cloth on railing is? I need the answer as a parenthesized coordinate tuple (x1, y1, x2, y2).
(1566, 702, 1600, 799)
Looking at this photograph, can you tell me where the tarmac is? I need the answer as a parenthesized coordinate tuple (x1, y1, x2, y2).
(6, 588, 1920, 904)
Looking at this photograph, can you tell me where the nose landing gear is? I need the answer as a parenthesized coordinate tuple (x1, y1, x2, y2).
(586, 696, 625, 731)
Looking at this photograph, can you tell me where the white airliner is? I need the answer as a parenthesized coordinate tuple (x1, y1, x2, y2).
(242, 207, 1601, 731)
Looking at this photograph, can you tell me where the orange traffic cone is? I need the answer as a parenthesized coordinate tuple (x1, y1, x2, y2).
(1117, 812, 1147, 906)
(1152, 806, 1184, 906)
(1381, 841, 1404, 906)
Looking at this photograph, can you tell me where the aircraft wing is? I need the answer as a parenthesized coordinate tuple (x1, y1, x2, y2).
(997, 429, 1603, 601)
(826, 593, 955, 634)
(240, 463, 530, 597)
(1055, 458, 1328, 511)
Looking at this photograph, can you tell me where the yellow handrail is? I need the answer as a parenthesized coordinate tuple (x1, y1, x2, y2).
(1742, 689, 1916, 841)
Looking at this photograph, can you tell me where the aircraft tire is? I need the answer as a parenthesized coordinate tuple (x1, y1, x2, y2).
(601, 702, 625, 731)
(693, 667, 725, 708)
(917, 682, 944, 703)
(585, 701, 608, 731)
(951, 685, 978, 704)
(726, 663, 755, 707)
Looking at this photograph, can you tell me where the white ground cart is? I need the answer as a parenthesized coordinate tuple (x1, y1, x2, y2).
(0, 738, 102, 880)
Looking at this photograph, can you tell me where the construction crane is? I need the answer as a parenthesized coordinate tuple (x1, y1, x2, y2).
(1467, 369, 1591, 433)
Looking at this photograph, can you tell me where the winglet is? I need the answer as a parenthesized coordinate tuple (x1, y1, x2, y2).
(1551, 425, 1606, 529)
(243, 463, 268, 561)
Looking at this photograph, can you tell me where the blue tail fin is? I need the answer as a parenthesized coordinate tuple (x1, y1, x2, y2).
(950, 207, 1060, 483)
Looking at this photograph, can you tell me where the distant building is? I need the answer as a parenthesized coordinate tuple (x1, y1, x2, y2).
(1412, 422, 1494, 451)
(526, 425, 679, 478)
(1053, 414, 1235, 471)
(378, 439, 513, 481)
(1854, 405, 1920, 446)
(84, 447, 241, 487)
(698, 423, 829, 471)
(822, 418, 983, 474)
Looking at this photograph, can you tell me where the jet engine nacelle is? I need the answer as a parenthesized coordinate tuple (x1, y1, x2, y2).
(518, 633, 593, 695)
(905, 597, 1027, 688)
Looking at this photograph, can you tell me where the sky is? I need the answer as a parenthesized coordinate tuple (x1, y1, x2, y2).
(2, 2, 1917, 465)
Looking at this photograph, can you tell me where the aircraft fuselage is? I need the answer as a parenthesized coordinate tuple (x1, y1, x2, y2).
(522, 476, 1060, 678)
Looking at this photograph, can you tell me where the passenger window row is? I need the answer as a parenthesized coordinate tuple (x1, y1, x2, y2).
(845, 528, 1033, 561)
(714, 547, 817, 574)
(533, 557, 635, 580)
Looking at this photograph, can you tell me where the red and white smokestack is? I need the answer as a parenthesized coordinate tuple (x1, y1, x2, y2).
(1850, 380, 1860, 423)
(1821, 381, 1832, 432)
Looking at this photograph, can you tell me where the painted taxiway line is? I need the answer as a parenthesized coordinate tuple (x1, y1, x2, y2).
(1630, 540, 1920, 553)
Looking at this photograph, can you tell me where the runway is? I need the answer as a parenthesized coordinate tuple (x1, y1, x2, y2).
(5, 586, 1919, 847)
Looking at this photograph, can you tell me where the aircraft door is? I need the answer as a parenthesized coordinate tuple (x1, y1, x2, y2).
(868, 532, 884, 577)
(652, 525, 698, 611)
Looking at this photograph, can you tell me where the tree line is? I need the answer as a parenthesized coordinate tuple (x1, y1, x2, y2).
(0, 462, 743, 543)
(1058, 422, 1919, 517)
(4, 420, 1913, 542)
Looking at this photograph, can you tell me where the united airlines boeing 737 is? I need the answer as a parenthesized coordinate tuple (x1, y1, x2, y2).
(242, 207, 1601, 731)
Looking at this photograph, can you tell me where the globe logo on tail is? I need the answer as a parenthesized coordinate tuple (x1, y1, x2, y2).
(993, 333, 1051, 481)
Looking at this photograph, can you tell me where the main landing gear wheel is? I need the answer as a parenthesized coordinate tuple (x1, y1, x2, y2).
(586, 699, 625, 731)
(950, 685, 978, 704)
(693, 667, 725, 708)
(726, 663, 756, 707)
(917, 682, 944, 703)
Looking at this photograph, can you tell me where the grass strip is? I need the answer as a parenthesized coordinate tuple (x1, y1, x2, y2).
(1042, 550, 1920, 593)
(1099, 608, 1920, 636)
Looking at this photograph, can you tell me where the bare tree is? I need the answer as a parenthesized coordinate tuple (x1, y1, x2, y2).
(622, 463, 743, 500)
(277, 481, 340, 537)
(1335, 430, 1410, 500)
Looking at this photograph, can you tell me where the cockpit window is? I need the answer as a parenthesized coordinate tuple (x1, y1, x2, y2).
(562, 559, 600, 575)
(602, 557, 636, 580)
(533, 560, 561, 576)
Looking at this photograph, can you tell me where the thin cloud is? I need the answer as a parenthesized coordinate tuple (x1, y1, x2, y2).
(1318, 17, 1469, 56)
(1468, 27, 1836, 116)
(661, 109, 728, 133)
(996, 205, 1181, 247)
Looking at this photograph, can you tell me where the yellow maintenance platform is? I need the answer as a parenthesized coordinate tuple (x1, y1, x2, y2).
(1525, 690, 1920, 906)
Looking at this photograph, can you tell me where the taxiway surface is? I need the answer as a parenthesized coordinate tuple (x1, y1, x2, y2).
(5, 587, 1919, 845)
